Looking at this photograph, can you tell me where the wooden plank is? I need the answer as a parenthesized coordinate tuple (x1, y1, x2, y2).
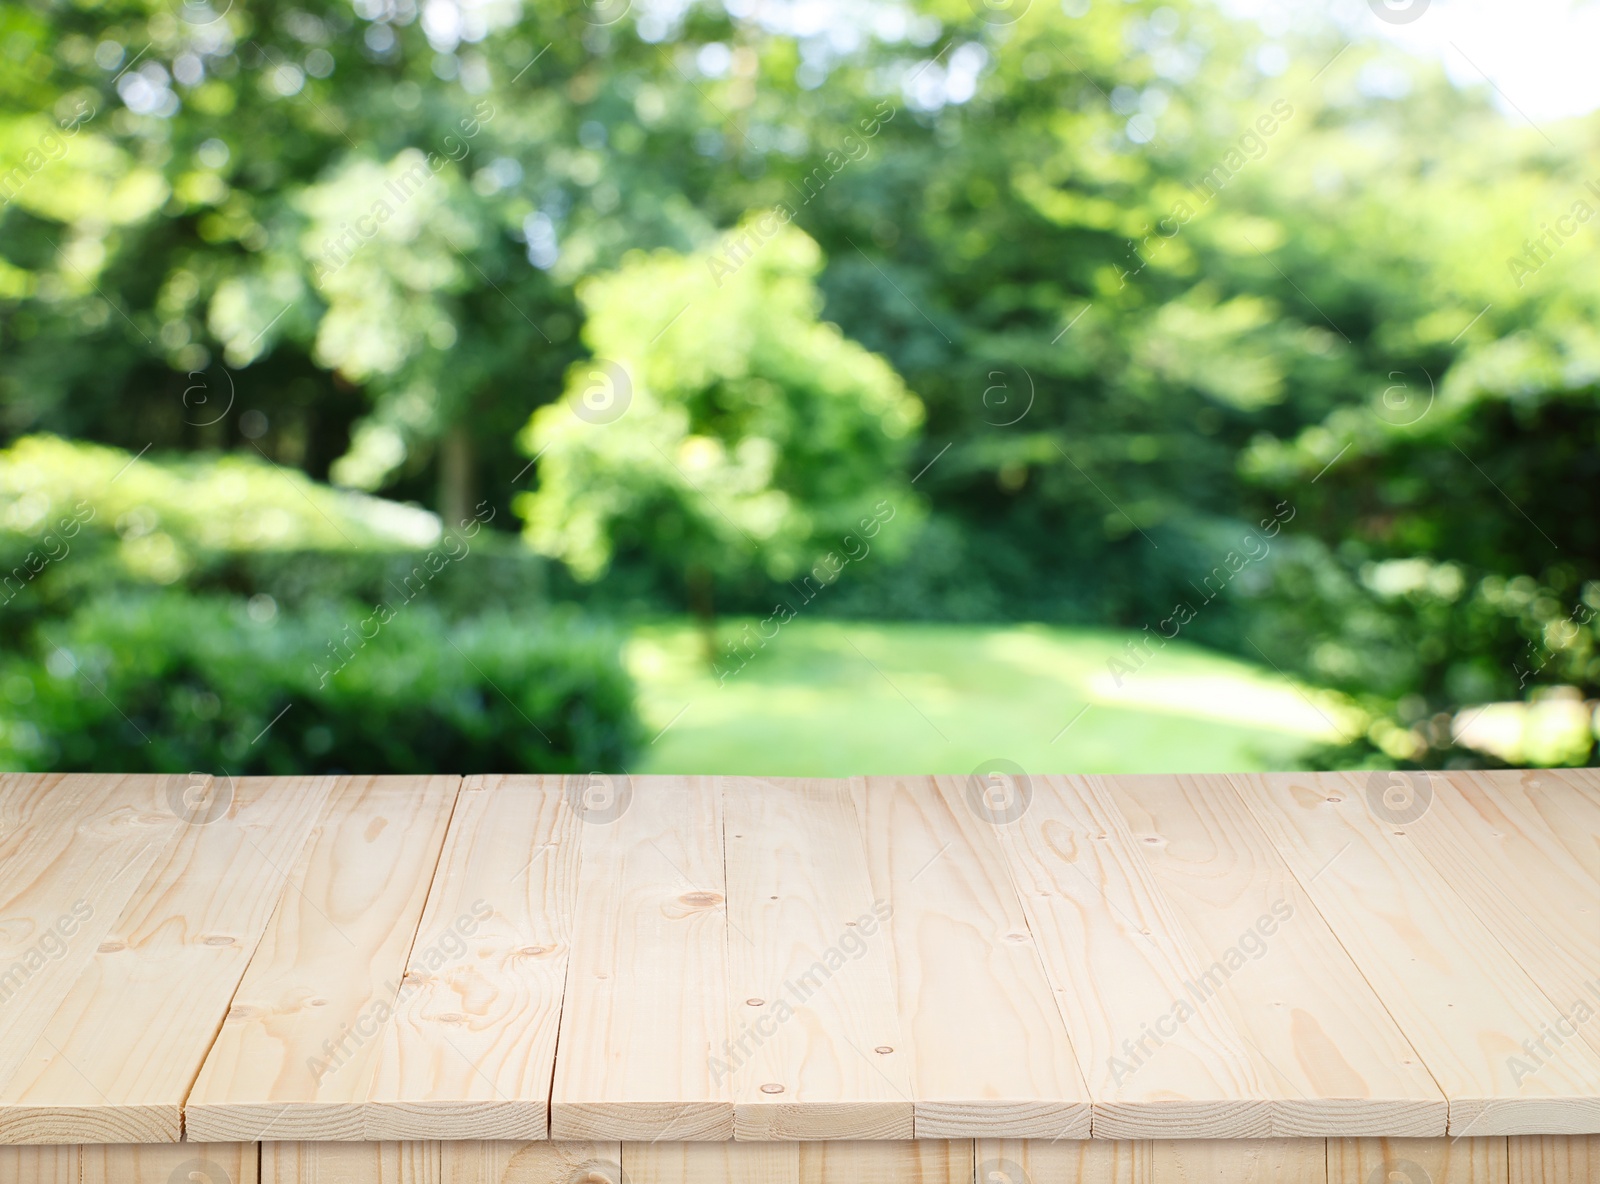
(0, 775, 186, 1095)
(1328, 1137, 1507, 1183)
(1466, 770, 1600, 887)
(973, 1140, 1103, 1184)
(0, 1144, 76, 1184)
(1508, 1134, 1600, 1183)
(974, 1139, 1326, 1183)
(1402, 771, 1600, 1034)
(81, 1143, 259, 1184)
(261, 1141, 620, 1183)
(987, 773, 1278, 1138)
(624, 1141, 798, 1184)
(550, 775, 733, 1142)
(0, 777, 332, 1143)
(1230, 771, 1600, 1136)
(797, 1140, 972, 1184)
(185, 776, 461, 1142)
(849, 775, 1090, 1139)
(723, 778, 912, 1141)
(623, 1140, 974, 1184)
(1097, 773, 1445, 1136)
(365, 775, 580, 1140)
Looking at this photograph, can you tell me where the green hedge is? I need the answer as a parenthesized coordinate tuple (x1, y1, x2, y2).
(0, 437, 626, 776)
(0, 435, 546, 641)
(0, 591, 639, 775)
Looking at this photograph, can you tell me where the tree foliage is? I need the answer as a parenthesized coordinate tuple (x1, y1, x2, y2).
(2, 0, 1597, 765)
(517, 219, 923, 598)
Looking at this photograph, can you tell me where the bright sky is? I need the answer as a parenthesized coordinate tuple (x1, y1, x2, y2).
(1221, 0, 1600, 123)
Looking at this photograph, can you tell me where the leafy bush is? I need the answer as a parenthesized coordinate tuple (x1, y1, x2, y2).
(0, 433, 440, 570)
(0, 591, 640, 775)
(1237, 307, 1600, 769)
(518, 221, 925, 591)
(1, 436, 632, 775)
(0, 435, 546, 633)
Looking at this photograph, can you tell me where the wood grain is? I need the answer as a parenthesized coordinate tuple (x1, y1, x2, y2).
(724, 778, 911, 1140)
(0, 1144, 76, 1184)
(1327, 1137, 1507, 1183)
(1098, 773, 1446, 1136)
(623, 1139, 971, 1184)
(184, 776, 460, 1142)
(0, 774, 187, 1097)
(975, 1138, 1327, 1183)
(988, 773, 1277, 1138)
(0, 777, 332, 1143)
(1460, 770, 1600, 888)
(623, 1141, 797, 1184)
(1229, 771, 1600, 1136)
(550, 775, 732, 1142)
(0, 772, 1595, 1150)
(261, 1141, 620, 1183)
(365, 775, 580, 1140)
(797, 1139, 972, 1184)
(81, 1143, 259, 1184)
(851, 775, 1090, 1139)
(1514, 769, 1600, 886)
(1507, 1134, 1600, 1183)
(1401, 770, 1600, 1064)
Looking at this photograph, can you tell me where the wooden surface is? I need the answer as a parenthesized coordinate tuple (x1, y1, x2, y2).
(365, 775, 578, 1141)
(851, 775, 1091, 1139)
(0, 771, 1598, 1147)
(1234, 771, 1600, 1136)
(184, 775, 460, 1142)
(549, 774, 733, 1142)
(1096, 774, 1443, 1137)
(12, 1137, 1599, 1182)
(0, 777, 332, 1144)
(724, 778, 910, 1141)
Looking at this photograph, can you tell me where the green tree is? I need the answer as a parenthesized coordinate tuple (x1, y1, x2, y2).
(516, 219, 924, 661)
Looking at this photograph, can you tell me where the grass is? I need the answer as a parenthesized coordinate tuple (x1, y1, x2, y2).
(625, 618, 1357, 777)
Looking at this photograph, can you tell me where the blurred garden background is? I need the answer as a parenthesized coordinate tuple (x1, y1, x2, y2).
(1, 0, 1596, 777)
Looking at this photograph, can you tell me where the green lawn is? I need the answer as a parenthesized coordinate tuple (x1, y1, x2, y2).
(625, 619, 1358, 777)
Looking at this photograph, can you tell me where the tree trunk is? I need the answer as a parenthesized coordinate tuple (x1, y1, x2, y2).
(438, 426, 474, 532)
(687, 563, 717, 668)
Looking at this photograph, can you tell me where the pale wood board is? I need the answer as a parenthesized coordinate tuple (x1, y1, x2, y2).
(0, 774, 188, 1097)
(0, 777, 333, 1143)
(0, 1138, 1575, 1182)
(365, 775, 580, 1140)
(796, 1140, 971, 1184)
(623, 1141, 797, 1184)
(1327, 1137, 1507, 1183)
(1452, 770, 1600, 888)
(184, 776, 461, 1142)
(1507, 1134, 1600, 1183)
(850, 775, 1091, 1139)
(623, 1139, 971, 1184)
(1511, 769, 1600, 885)
(975, 1138, 1327, 1183)
(723, 778, 912, 1140)
(1097, 773, 1446, 1136)
(549, 776, 733, 1142)
(3, 771, 1597, 1148)
(261, 1140, 619, 1183)
(986, 773, 1279, 1138)
(1229, 771, 1600, 1136)
(0, 1143, 76, 1184)
(81, 1142, 260, 1184)
(1400, 770, 1600, 1053)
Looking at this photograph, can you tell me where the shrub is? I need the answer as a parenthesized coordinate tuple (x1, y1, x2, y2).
(0, 437, 610, 776)
(0, 591, 639, 775)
